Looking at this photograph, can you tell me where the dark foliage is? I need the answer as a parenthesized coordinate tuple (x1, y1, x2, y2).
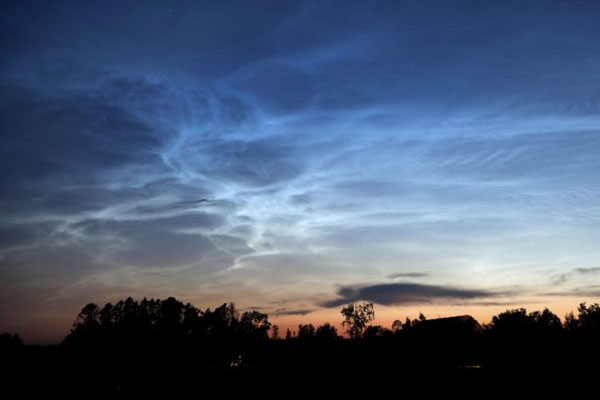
(3, 299, 600, 398)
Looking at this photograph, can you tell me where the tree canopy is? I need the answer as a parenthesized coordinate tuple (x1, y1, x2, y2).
(340, 302, 375, 339)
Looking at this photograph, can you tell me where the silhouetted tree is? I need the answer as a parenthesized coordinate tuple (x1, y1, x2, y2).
(340, 302, 375, 339)
(240, 310, 271, 339)
(157, 297, 186, 339)
(73, 303, 101, 330)
(576, 302, 600, 333)
(362, 325, 390, 340)
(564, 311, 579, 331)
(0, 332, 23, 364)
(315, 323, 338, 341)
(530, 308, 562, 335)
(297, 324, 316, 341)
(486, 308, 531, 335)
(0, 332, 23, 348)
(486, 307, 563, 337)
(391, 319, 403, 333)
(271, 325, 279, 339)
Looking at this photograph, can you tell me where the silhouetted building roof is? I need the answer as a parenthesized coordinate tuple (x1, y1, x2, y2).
(414, 315, 483, 336)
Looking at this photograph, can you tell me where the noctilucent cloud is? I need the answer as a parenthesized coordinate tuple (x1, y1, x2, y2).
(2, 0, 600, 343)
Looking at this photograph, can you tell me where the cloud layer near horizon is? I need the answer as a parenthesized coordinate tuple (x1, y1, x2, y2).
(320, 282, 507, 308)
(2, 1, 600, 342)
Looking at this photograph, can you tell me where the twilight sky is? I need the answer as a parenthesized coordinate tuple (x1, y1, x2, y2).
(2, 0, 600, 343)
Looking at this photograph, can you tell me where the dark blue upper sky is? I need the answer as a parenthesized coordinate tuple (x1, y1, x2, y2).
(2, 0, 600, 342)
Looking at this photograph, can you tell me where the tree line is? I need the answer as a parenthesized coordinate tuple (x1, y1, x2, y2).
(48, 298, 600, 343)
(2, 298, 600, 397)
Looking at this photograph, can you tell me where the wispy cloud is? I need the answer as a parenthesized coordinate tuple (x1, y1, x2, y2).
(272, 308, 315, 317)
(388, 272, 429, 279)
(551, 267, 600, 285)
(541, 285, 600, 298)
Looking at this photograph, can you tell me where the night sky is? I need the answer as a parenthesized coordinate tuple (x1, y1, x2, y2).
(2, 0, 600, 343)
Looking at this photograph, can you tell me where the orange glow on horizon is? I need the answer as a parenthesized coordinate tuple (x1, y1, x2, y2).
(9, 296, 597, 344)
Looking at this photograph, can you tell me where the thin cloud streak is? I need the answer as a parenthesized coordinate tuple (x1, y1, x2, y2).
(388, 272, 429, 279)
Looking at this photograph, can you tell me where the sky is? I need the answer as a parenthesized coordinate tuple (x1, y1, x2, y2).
(2, 0, 600, 343)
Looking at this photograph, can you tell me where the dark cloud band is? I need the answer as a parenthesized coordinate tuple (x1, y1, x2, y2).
(320, 282, 505, 308)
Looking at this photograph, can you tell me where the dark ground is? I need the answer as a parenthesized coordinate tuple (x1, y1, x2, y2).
(2, 298, 599, 398)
